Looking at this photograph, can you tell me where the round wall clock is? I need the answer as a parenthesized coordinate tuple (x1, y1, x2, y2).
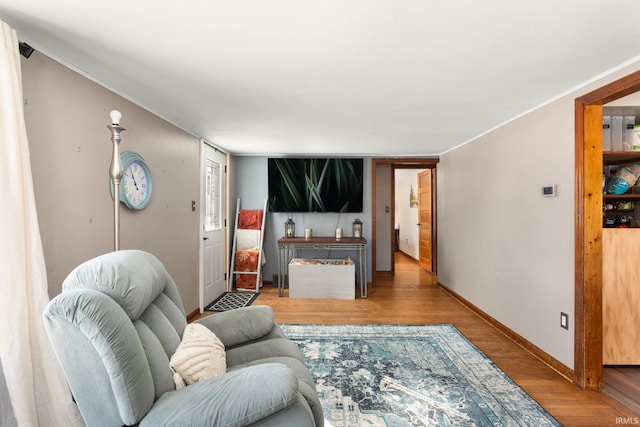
(111, 151, 153, 210)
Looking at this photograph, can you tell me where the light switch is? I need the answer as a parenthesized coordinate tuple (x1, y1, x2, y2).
(560, 312, 569, 330)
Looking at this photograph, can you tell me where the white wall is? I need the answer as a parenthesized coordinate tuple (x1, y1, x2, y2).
(437, 59, 640, 369)
(234, 156, 373, 283)
(22, 52, 202, 309)
(395, 169, 423, 259)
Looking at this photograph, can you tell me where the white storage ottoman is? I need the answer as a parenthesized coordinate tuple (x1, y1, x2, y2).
(289, 258, 355, 299)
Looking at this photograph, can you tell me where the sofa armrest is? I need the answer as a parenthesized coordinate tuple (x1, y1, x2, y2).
(195, 305, 275, 348)
(140, 363, 298, 427)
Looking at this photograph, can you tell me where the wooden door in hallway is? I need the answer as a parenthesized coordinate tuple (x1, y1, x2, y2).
(418, 169, 433, 273)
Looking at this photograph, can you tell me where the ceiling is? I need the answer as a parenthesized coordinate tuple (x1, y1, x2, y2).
(1, 1, 639, 156)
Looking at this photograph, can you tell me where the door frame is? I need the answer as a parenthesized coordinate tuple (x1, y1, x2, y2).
(371, 158, 439, 282)
(198, 139, 229, 311)
(575, 70, 640, 389)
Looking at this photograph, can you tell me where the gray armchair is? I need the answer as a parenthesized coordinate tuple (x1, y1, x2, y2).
(43, 250, 323, 427)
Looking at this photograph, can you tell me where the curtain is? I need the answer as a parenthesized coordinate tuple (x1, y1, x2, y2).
(0, 21, 83, 426)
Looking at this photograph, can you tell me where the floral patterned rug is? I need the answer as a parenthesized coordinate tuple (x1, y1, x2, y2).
(281, 324, 561, 427)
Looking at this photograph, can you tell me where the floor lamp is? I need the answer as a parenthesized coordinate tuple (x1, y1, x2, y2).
(107, 110, 124, 251)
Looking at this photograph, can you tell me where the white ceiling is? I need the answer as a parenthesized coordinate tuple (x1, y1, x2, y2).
(1, 1, 639, 156)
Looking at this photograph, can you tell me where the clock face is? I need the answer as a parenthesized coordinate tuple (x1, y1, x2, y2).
(123, 161, 149, 209)
(110, 151, 152, 210)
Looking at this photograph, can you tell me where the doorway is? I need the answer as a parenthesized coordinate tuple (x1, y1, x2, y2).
(199, 142, 227, 310)
(393, 168, 430, 270)
(371, 158, 438, 282)
(575, 70, 640, 390)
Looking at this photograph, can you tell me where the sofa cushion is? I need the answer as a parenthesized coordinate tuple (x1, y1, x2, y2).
(62, 250, 178, 321)
(228, 355, 323, 426)
(170, 323, 226, 389)
(225, 337, 306, 368)
(44, 289, 156, 425)
(140, 363, 300, 427)
(195, 305, 275, 348)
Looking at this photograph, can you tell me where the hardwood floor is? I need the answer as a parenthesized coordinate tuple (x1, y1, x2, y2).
(203, 252, 639, 426)
(603, 366, 640, 416)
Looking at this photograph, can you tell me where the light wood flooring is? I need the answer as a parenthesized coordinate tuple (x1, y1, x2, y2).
(203, 252, 639, 426)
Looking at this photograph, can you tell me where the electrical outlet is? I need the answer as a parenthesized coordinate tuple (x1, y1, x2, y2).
(560, 312, 569, 330)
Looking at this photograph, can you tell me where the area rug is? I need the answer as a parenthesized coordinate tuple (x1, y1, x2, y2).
(204, 291, 259, 312)
(281, 324, 560, 427)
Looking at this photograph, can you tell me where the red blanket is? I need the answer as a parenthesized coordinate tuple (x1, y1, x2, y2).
(235, 249, 261, 290)
(238, 210, 263, 230)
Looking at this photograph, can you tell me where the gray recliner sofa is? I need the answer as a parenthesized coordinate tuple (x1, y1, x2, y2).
(43, 249, 323, 427)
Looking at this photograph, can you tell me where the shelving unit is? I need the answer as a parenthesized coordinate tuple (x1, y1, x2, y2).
(602, 151, 640, 165)
(603, 194, 640, 199)
(602, 103, 640, 365)
(603, 151, 640, 227)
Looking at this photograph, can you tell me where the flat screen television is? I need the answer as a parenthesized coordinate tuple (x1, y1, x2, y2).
(268, 158, 363, 213)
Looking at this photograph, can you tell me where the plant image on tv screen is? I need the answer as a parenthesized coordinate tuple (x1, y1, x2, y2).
(268, 158, 364, 213)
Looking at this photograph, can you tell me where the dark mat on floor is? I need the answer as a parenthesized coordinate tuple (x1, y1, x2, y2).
(204, 291, 259, 312)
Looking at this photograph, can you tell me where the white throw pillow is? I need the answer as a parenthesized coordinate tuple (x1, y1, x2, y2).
(169, 323, 226, 389)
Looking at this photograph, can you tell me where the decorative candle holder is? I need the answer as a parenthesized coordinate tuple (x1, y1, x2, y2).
(352, 218, 363, 239)
(285, 218, 295, 238)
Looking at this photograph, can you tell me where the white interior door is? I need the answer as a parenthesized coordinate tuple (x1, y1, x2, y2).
(200, 143, 226, 309)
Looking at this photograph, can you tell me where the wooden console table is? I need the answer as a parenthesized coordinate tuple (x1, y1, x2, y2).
(277, 236, 367, 298)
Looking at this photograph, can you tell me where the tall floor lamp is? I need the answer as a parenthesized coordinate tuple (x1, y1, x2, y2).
(107, 110, 124, 251)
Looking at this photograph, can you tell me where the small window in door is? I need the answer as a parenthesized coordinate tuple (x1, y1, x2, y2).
(205, 159, 222, 231)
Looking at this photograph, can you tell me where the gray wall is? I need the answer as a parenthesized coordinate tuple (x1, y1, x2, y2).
(437, 58, 640, 369)
(375, 163, 392, 271)
(22, 52, 202, 310)
(233, 156, 373, 283)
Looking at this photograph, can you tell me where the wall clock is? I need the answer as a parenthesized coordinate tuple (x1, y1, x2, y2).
(111, 151, 153, 210)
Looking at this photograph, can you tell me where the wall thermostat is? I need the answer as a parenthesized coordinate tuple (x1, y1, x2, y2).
(542, 185, 558, 197)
